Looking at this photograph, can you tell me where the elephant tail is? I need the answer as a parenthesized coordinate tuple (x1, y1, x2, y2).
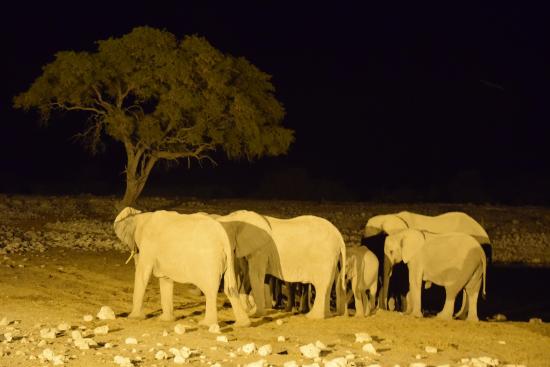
(339, 235, 347, 293)
(481, 247, 487, 300)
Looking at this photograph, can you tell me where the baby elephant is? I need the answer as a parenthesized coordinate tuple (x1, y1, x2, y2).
(336, 246, 379, 317)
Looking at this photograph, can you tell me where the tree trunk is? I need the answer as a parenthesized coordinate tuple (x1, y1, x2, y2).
(118, 179, 144, 210)
(116, 150, 156, 210)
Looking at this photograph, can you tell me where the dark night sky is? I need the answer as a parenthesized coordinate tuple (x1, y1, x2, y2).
(1, 3, 549, 203)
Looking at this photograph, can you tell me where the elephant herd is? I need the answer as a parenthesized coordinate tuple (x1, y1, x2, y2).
(113, 207, 491, 327)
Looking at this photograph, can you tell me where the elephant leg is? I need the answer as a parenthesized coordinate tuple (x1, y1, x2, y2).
(437, 287, 458, 320)
(129, 260, 153, 319)
(299, 284, 310, 313)
(285, 282, 296, 312)
(361, 291, 370, 316)
(199, 287, 219, 327)
(407, 264, 423, 318)
(159, 277, 175, 321)
(454, 289, 469, 320)
(352, 278, 365, 317)
(223, 271, 251, 327)
(248, 254, 268, 317)
(465, 288, 480, 322)
(368, 280, 378, 315)
(307, 273, 333, 319)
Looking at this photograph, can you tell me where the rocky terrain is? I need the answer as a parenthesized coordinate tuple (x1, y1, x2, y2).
(0, 195, 549, 367)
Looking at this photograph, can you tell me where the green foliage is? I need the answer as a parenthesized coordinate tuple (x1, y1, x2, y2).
(13, 26, 294, 163)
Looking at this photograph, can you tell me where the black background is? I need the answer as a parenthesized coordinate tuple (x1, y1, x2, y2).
(1, 3, 549, 204)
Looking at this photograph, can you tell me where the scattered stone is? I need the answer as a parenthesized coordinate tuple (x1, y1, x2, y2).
(114, 355, 133, 367)
(409, 363, 426, 367)
(362, 343, 379, 356)
(3, 333, 12, 342)
(71, 330, 83, 340)
(155, 350, 168, 360)
(345, 353, 355, 360)
(303, 363, 321, 367)
(93, 325, 109, 335)
(208, 324, 221, 334)
(258, 344, 272, 356)
(57, 322, 70, 331)
(75, 337, 97, 350)
(284, 361, 299, 367)
(125, 337, 138, 345)
(300, 343, 321, 359)
(216, 335, 229, 343)
(245, 360, 267, 367)
(277, 335, 286, 342)
(415, 354, 423, 359)
(104, 342, 113, 349)
(366, 364, 382, 367)
(425, 346, 437, 354)
(355, 332, 372, 343)
(324, 357, 347, 367)
(83, 315, 94, 322)
(276, 319, 284, 326)
(97, 306, 116, 320)
(498, 340, 506, 345)
(241, 342, 257, 355)
(315, 340, 328, 351)
(174, 324, 186, 335)
(40, 327, 58, 339)
(37, 339, 47, 347)
(0, 317, 9, 326)
(162, 329, 168, 337)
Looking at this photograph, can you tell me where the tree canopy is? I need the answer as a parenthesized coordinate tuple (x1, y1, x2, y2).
(14, 26, 294, 206)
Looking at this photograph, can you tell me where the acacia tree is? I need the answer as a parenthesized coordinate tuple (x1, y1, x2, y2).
(14, 27, 294, 207)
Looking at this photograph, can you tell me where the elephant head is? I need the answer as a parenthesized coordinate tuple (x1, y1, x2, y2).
(364, 214, 409, 238)
(114, 207, 142, 262)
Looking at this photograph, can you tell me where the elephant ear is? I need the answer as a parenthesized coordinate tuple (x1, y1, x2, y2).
(382, 215, 408, 235)
(113, 207, 142, 252)
(401, 230, 424, 264)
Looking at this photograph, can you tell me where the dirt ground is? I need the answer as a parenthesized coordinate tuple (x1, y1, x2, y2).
(1, 196, 549, 366)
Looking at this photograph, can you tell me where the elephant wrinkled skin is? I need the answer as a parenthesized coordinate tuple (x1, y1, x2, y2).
(113, 207, 250, 327)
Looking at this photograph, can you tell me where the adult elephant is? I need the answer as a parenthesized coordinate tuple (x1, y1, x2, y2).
(363, 211, 491, 311)
(113, 207, 250, 327)
(214, 211, 346, 319)
(384, 229, 487, 321)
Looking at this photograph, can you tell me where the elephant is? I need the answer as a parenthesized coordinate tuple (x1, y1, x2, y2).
(362, 211, 491, 311)
(214, 211, 346, 319)
(336, 246, 378, 317)
(113, 207, 251, 327)
(384, 229, 487, 321)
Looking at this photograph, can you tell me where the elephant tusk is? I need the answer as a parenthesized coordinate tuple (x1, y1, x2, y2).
(125, 249, 135, 264)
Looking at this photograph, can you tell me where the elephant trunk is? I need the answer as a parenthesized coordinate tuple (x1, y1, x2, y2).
(380, 254, 392, 310)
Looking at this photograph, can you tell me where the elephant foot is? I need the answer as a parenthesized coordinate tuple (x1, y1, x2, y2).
(411, 311, 423, 318)
(466, 315, 479, 322)
(198, 319, 218, 328)
(436, 312, 452, 321)
(248, 309, 267, 318)
(305, 311, 326, 320)
(128, 311, 146, 320)
(233, 318, 252, 328)
(159, 313, 175, 322)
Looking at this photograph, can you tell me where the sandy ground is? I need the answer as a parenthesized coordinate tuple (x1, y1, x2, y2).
(1, 196, 550, 366)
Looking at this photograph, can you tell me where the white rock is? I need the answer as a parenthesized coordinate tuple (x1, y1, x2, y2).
(83, 314, 93, 322)
(71, 330, 82, 340)
(300, 343, 321, 359)
(277, 335, 286, 342)
(276, 319, 284, 325)
(155, 350, 168, 360)
(125, 337, 138, 345)
(162, 329, 168, 337)
(208, 324, 221, 334)
(216, 335, 229, 343)
(41, 348, 55, 361)
(228, 352, 237, 358)
(113, 355, 133, 367)
(415, 354, 423, 359)
(425, 346, 437, 354)
(258, 344, 272, 356)
(315, 340, 328, 350)
(212, 363, 222, 367)
(3, 333, 12, 342)
(355, 332, 372, 343)
(52, 355, 65, 365)
(97, 306, 116, 320)
(93, 325, 109, 335)
(57, 322, 70, 331)
(40, 327, 57, 339)
(478, 356, 499, 366)
(409, 363, 426, 367)
(245, 360, 267, 367)
(104, 342, 113, 349)
(283, 361, 299, 367)
(303, 363, 321, 367)
(0, 317, 9, 326)
(74, 339, 90, 350)
(174, 324, 186, 335)
(498, 340, 506, 345)
(174, 355, 186, 364)
(345, 353, 355, 360)
(241, 342, 257, 355)
(324, 357, 347, 367)
(436, 364, 451, 367)
(367, 364, 383, 367)
(362, 343, 379, 355)
(37, 339, 47, 347)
